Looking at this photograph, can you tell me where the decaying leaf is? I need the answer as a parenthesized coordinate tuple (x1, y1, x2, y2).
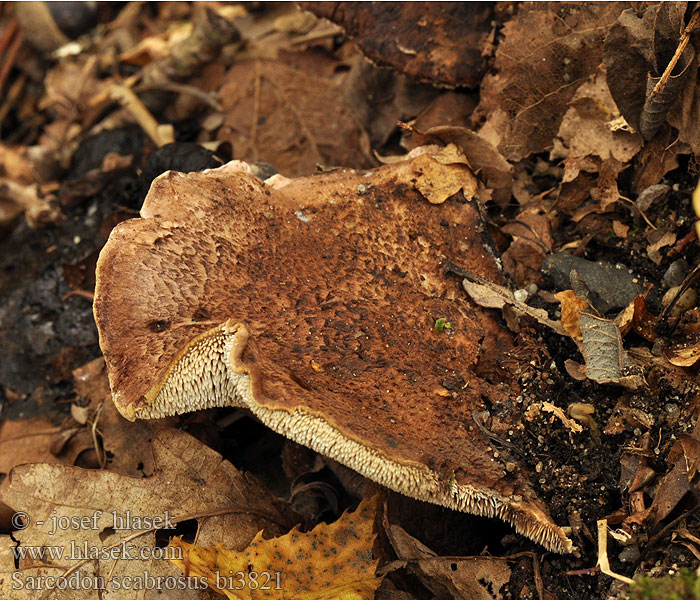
(555, 290, 589, 339)
(461, 273, 565, 335)
(170, 495, 382, 599)
(580, 312, 625, 384)
(551, 71, 643, 166)
(411, 144, 477, 204)
(93, 157, 573, 553)
(649, 432, 700, 526)
(476, 2, 627, 160)
(0, 429, 296, 600)
(217, 59, 371, 176)
(605, 3, 698, 142)
(302, 2, 495, 88)
(0, 416, 92, 475)
(72, 357, 156, 476)
(383, 516, 511, 600)
(404, 125, 514, 206)
(647, 230, 677, 265)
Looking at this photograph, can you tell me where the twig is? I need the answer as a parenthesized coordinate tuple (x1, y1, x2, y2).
(0, 24, 22, 92)
(110, 84, 175, 147)
(618, 196, 656, 230)
(136, 81, 223, 110)
(650, 9, 700, 99)
(596, 519, 634, 585)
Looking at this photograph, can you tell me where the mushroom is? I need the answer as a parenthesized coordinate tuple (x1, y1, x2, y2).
(94, 155, 574, 553)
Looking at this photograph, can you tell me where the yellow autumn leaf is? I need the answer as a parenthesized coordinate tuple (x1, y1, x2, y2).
(169, 495, 383, 600)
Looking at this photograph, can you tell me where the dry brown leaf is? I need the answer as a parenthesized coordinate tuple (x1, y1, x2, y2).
(342, 57, 440, 148)
(218, 59, 372, 176)
(650, 433, 700, 526)
(407, 125, 514, 206)
(555, 290, 589, 340)
(170, 495, 382, 600)
(647, 230, 677, 265)
(0, 417, 92, 475)
(604, 7, 659, 132)
(550, 71, 643, 164)
(411, 144, 478, 204)
(501, 208, 553, 286)
(302, 2, 495, 88)
(631, 126, 687, 192)
(476, 2, 628, 161)
(0, 429, 296, 600)
(664, 338, 700, 367)
(72, 358, 157, 476)
(384, 518, 510, 600)
(462, 276, 565, 336)
(541, 401, 584, 434)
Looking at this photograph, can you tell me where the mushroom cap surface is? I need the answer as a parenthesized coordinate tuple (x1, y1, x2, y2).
(94, 157, 573, 553)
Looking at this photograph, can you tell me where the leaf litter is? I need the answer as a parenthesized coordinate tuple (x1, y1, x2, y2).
(1, 2, 700, 599)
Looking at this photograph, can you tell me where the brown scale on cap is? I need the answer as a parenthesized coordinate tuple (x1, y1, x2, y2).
(94, 156, 574, 553)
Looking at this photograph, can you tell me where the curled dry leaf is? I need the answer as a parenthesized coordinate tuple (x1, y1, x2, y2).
(580, 313, 626, 385)
(605, 3, 697, 142)
(404, 125, 514, 206)
(383, 516, 511, 600)
(647, 230, 677, 265)
(94, 157, 573, 553)
(555, 290, 589, 340)
(550, 71, 643, 166)
(411, 144, 477, 204)
(663, 334, 700, 367)
(461, 273, 565, 335)
(476, 2, 627, 161)
(649, 432, 700, 526)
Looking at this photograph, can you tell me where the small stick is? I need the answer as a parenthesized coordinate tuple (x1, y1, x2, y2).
(110, 84, 174, 147)
(650, 9, 700, 99)
(596, 519, 634, 585)
(0, 25, 23, 91)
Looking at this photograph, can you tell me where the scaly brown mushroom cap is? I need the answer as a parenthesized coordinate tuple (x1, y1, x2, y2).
(94, 156, 573, 553)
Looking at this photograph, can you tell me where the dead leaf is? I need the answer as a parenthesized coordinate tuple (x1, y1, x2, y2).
(170, 495, 382, 599)
(501, 207, 553, 286)
(476, 2, 628, 160)
(580, 312, 625, 384)
(461, 274, 565, 336)
(343, 57, 440, 148)
(647, 230, 677, 265)
(72, 358, 157, 476)
(663, 335, 700, 367)
(411, 144, 477, 204)
(404, 125, 513, 206)
(302, 2, 496, 88)
(0, 429, 297, 600)
(542, 401, 583, 434)
(0, 417, 93, 475)
(630, 126, 686, 192)
(551, 71, 643, 165)
(650, 433, 700, 526)
(555, 290, 589, 339)
(218, 59, 372, 176)
(383, 518, 511, 600)
(640, 2, 696, 140)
